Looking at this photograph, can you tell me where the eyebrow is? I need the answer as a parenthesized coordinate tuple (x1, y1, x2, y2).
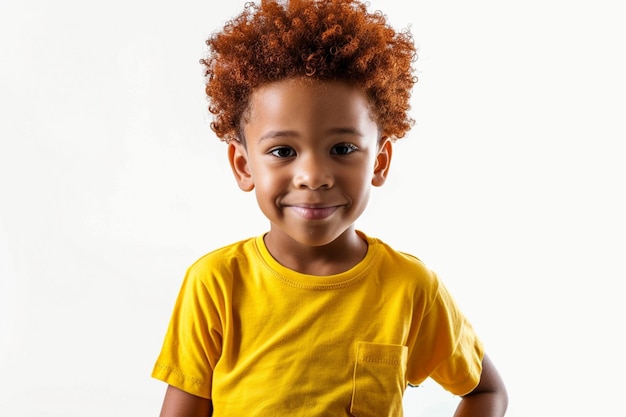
(258, 130, 299, 142)
(258, 127, 363, 142)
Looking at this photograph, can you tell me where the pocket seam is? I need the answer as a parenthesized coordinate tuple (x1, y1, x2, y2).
(350, 342, 408, 417)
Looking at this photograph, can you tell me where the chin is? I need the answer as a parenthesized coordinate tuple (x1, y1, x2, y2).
(296, 230, 351, 248)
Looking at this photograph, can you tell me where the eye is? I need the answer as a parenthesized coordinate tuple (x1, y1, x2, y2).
(269, 146, 296, 158)
(331, 143, 358, 155)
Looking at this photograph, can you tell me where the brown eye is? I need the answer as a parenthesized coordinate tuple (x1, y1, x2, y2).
(269, 147, 296, 158)
(331, 143, 358, 155)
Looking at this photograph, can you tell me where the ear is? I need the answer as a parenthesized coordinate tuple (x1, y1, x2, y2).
(228, 140, 255, 192)
(371, 137, 392, 187)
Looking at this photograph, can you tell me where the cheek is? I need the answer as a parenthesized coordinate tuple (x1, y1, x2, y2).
(343, 161, 376, 187)
(342, 172, 372, 199)
(252, 165, 285, 195)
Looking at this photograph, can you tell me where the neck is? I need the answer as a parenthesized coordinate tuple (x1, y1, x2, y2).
(263, 228, 367, 276)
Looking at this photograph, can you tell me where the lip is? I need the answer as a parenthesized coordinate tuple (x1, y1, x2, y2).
(286, 204, 341, 220)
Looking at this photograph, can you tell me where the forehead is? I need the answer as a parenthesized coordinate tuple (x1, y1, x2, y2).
(244, 78, 377, 130)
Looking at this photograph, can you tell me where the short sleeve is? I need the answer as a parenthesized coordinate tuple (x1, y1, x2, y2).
(151, 266, 224, 399)
(406, 276, 484, 396)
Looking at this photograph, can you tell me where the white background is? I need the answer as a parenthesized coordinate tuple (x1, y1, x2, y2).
(1, 1, 624, 416)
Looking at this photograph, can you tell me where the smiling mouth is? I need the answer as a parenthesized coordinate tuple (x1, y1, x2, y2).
(287, 205, 341, 220)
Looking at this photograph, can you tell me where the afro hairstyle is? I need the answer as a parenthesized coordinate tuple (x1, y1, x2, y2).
(201, 0, 417, 143)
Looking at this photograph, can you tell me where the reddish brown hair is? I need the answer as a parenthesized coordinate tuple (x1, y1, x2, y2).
(201, 0, 417, 142)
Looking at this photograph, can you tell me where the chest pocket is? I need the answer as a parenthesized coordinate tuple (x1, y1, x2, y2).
(350, 342, 408, 417)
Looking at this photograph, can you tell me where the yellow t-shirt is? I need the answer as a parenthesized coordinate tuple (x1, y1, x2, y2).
(152, 233, 483, 416)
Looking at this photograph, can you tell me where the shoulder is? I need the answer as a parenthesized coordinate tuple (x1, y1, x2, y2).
(190, 236, 257, 270)
(182, 236, 260, 290)
(364, 233, 441, 291)
(367, 235, 434, 275)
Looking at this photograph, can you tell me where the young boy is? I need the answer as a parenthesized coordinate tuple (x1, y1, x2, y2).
(152, 1, 508, 416)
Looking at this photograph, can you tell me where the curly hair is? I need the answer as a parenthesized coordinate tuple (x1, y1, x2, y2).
(201, 0, 417, 143)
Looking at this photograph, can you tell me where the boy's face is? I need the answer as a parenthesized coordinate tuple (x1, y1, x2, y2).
(229, 78, 391, 249)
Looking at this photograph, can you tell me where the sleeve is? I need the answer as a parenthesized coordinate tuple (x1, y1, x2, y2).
(151, 264, 224, 399)
(406, 273, 484, 396)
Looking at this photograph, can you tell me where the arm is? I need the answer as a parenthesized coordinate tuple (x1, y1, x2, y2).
(158, 385, 213, 417)
(453, 354, 508, 417)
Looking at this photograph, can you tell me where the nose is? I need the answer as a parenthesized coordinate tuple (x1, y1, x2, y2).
(293, 152, 334, 190)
